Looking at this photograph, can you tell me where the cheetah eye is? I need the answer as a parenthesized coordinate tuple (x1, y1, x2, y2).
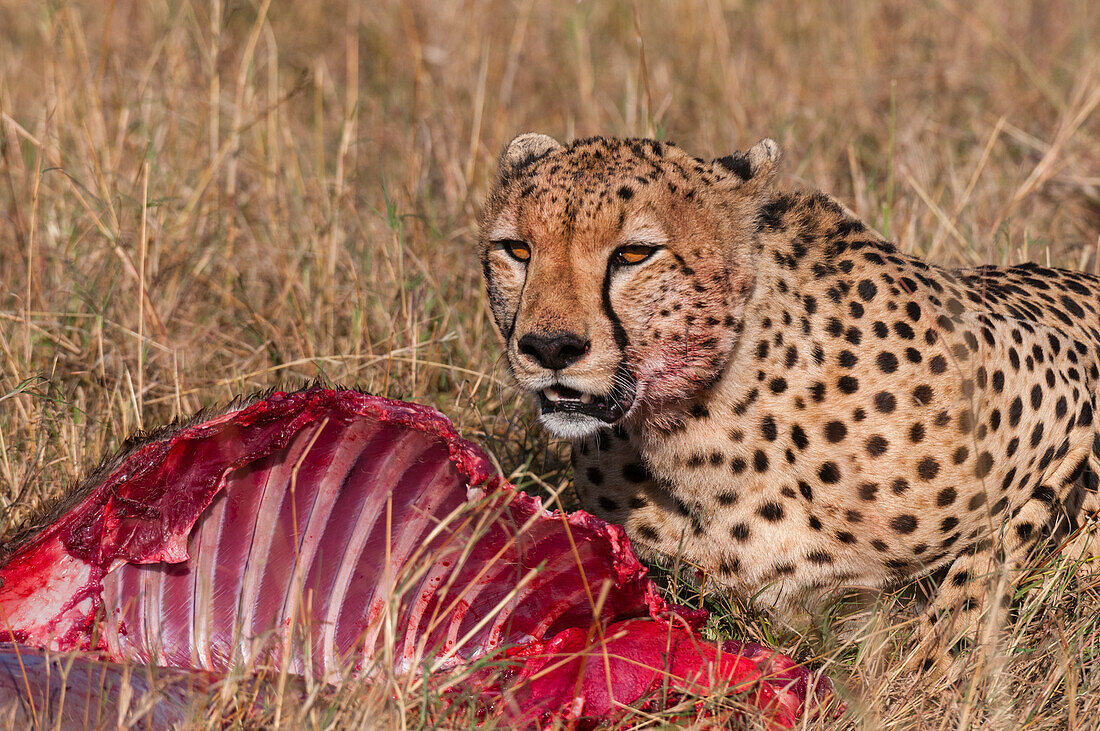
(612, 244, 659, 266)
(496, 239, 531, 263)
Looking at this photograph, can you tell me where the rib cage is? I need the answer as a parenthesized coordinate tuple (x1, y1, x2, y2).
(91, 394, 656, 679)
(0, 388, 833, 727)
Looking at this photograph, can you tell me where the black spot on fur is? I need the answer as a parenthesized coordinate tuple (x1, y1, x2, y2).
(866, 435, 888, 456)
(758, 502, 785, 522)
(891, 514, 918, 534)
(715, 153, 753, 180)
(819, 461, 841, 483)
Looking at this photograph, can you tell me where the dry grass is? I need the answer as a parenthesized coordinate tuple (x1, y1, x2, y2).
(1, 0, 1099, 727)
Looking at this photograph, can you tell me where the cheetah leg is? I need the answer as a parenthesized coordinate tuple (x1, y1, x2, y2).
(909, 475, 1086, 677)
(571, 430, 710, 576)
(906, 535, 1016, 677)
(570, 428, 645, 526)
(573, 429, 673, 560)
(1059, 446, 1100, 576)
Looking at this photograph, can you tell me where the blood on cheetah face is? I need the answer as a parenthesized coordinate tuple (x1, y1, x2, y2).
(480, 133, 780, 438)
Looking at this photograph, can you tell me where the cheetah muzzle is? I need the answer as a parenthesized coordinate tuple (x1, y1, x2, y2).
(479, 131, 1100, 672)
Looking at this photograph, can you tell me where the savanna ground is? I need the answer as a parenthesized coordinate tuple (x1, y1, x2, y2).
(1, 0, 1099, 727)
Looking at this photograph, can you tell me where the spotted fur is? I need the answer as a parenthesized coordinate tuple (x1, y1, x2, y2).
(479, 133, 1100, 667)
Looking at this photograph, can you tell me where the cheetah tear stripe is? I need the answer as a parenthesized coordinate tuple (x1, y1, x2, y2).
(0, 387, 836, 727)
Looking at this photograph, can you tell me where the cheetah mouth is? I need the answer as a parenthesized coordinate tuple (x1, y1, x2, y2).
(538, 384, 633, 423)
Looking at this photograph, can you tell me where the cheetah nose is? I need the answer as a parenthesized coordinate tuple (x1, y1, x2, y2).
(518, 332, 590, 371)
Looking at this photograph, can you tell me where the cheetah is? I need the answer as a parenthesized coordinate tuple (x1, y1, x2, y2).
(478, 132, 1100, 668)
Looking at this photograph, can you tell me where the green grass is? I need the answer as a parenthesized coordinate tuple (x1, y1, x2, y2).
(1, 0, 1099, 727)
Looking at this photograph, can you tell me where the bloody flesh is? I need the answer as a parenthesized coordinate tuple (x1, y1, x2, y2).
(0, 388, 836, 727)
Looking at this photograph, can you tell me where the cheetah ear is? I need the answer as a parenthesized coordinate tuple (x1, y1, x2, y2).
(498, 133, 563, 181)
(713, 138, 781, 188)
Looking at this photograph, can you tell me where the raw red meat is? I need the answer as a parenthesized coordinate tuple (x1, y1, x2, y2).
(0, 388, 836, 727)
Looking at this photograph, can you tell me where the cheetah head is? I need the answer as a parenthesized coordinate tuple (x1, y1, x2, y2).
(480, 134, 780, 438)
